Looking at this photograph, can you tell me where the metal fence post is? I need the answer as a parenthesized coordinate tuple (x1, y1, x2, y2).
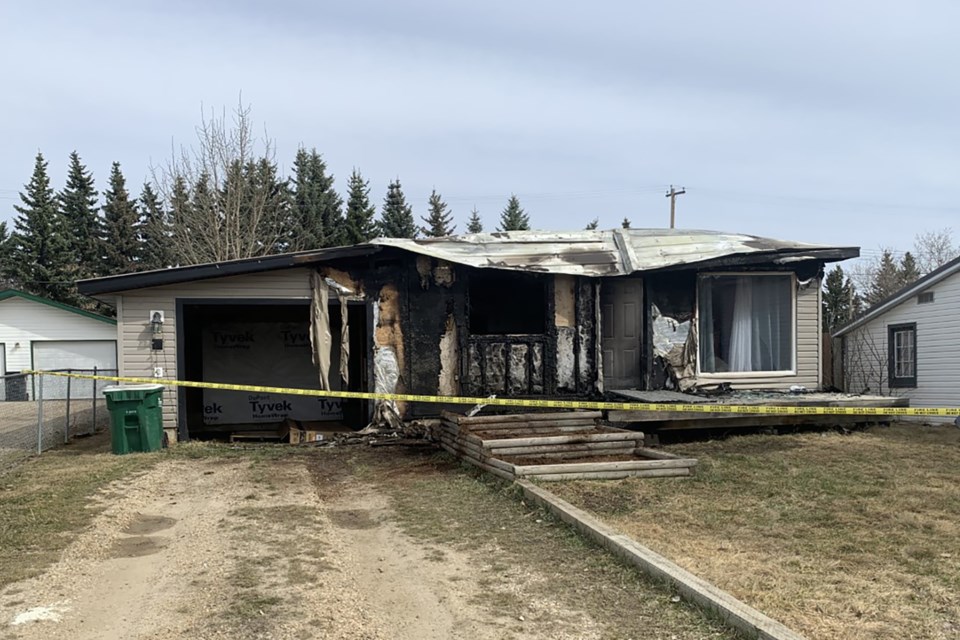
(36, 373, 44, 455)
(92, 366, 98, 432)
(64, 372, 72, 443)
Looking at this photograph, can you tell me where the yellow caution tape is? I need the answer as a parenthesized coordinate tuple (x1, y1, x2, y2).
(27, 370, 960, 417)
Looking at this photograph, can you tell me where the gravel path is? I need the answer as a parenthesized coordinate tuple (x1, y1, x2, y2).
(0, 455, 596, 639)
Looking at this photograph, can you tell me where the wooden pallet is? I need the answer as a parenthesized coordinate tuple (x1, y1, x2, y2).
(437, 411, 697, 481)
(229, 430, 284, 443)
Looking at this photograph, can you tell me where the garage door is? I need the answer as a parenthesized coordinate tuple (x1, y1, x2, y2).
(32, 341, 117, 399)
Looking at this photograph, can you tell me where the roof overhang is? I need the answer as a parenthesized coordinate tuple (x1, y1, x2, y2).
(77, 245, 382, 296)
(833, 254, 960, 337)
(0, 289, 116, 324)
(77, 229, 861, 296)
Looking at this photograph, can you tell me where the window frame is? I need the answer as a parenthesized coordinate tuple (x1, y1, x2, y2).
(696, 271, 798, 379)
(466, 270, 549, 336)
(887, 322, 917, 389)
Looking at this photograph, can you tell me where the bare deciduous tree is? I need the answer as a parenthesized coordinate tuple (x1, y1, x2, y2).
(914, 227, 958, 274)
(845, 248, 892, 297)
(154, 102, 290, 265)
(842, 329, 889, 396)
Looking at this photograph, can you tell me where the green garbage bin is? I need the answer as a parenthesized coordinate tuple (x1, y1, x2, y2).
(103, 384, 165, 454)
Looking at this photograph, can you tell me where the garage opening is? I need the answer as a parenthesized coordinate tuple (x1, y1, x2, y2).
(178, 300, 369, 440)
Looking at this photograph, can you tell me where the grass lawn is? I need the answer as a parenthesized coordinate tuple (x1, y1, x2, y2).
(343, 447, 739, 639)
(548, 423, 960, 640)
(0, 432, 156, 588)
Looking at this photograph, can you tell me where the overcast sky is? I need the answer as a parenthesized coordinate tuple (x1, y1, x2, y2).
(1, 1, 958, 262)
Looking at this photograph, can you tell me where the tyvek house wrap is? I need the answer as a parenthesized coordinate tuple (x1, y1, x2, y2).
(310, 271, 332, 390)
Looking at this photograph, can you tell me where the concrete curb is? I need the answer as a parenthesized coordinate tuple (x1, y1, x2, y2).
(516, 480, 807, 640)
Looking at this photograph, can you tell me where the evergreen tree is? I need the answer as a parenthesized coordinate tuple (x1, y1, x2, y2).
(866, 250, 901, 306)
(898, 251, 920, 287)
(0, 222, 14, 287)
(622, 217, 631, 229)
(497, 195, 530, 231)
(466, 207, 483, 233)
(379, 179, 418, 238)
(138, 183, 172, 270)
(421, 190, 455, 237)
(101, 163, 141, 275)
(191, 172, 214, 223)
(290, 148, 344, 250)
(342, 169, 379, 244)
(168, 175, 192, 230)
(822, 265, 859, 332)
(10, 153, 73, 301)
(59, 151, 102, 278)
(585, 218, 599, 230)
(239, 157, 291, 254)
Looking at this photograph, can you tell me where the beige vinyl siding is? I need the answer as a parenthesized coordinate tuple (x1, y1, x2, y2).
(696, 278, 821, 390)
(116, 268, 313, 437)
(843, 269, 960, 421)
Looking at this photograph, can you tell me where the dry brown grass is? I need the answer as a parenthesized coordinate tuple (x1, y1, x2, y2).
(548, 423, 960, 640)
(340, 447, 740, 639)
(0, 432, 155, 588)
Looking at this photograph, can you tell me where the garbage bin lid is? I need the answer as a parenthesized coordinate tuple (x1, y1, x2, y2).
(103, 384, 165, 393)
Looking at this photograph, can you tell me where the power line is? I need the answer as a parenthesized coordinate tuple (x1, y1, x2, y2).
(665, 185, 685, 228)
(689, 186, 960, 214)
(443, 185, 669, 204)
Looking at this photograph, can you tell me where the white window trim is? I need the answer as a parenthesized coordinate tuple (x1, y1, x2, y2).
(695, 271, 798, 379)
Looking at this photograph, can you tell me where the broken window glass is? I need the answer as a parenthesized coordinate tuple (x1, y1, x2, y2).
(698, 274, 794, 373)
(468, 271, 546, 335)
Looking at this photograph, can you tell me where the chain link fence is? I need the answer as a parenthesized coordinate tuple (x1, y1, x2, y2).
(0, 369, 118, 468)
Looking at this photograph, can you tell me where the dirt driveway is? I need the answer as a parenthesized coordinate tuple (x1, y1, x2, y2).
(0, 444, 734, 639)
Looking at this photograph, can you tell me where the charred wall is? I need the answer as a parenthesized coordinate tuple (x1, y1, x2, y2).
(645, 271, 697, 390)
(462, 269, 550, 398)
(575, 278, 600, 394)
(463, 271, 598, 398)
(404, 256, 466, 417)
(321, 256, 602, 420)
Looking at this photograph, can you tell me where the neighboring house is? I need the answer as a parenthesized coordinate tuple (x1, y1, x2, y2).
(77, 229, 858, 442)
(833, 254, 960, 420)
(0, 289, 118, 399)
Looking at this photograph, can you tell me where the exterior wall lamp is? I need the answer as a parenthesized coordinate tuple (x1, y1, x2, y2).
(150, 310, 165, 351)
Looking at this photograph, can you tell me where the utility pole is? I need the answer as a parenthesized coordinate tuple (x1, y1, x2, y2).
(666, 185, 686, 229)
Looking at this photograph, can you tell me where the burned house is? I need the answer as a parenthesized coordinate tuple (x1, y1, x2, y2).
(78, 229, 859, 442)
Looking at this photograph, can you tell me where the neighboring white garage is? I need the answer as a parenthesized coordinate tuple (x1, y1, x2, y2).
(0, 290, 117, 398)
(31, 340, 118, 372)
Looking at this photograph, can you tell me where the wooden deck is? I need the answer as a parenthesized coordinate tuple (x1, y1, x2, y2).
(607, 389, 908, 431)
(436, 411, 697, 481)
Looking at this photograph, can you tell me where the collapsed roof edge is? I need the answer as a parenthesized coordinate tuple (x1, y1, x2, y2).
(78, 229, 860, 295)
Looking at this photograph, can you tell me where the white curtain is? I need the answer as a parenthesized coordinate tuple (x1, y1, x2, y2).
(728, 276, 790, 372)
(752, 277, 786, 370)
(729, 277, 754, 371)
